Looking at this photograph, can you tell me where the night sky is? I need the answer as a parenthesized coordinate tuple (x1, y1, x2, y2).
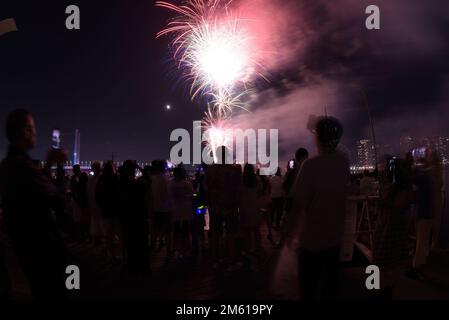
(0, 0, 205, 162)
(1, 0, 449, 163)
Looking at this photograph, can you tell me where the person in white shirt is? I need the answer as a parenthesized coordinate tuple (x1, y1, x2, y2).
(291, 116, 350, 299)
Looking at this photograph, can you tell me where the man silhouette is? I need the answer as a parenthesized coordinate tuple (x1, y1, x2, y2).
(204, 146, 241, 268)
(292, 116, 350, 299)
(0, 109, 67, 299)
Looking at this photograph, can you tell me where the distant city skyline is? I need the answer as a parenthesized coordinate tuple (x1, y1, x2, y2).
(50, 128, 449, 171)
(353, 135, 449, 168)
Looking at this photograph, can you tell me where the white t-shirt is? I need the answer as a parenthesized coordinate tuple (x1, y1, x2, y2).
(292, 151, 350, 251)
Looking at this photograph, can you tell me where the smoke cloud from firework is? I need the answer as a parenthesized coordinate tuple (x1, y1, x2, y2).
(229, 0, 449, 163)
(158, 0, 449, 164)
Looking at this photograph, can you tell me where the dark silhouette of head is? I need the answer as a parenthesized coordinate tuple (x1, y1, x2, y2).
(6, 109, 36, 150)
(295, 148, 309, 163)
(73, 164, 81, 176)
(151, 160, 165, 174)
(243, 163, 257, 187)
(122, 160, 137, 179)
(91, 161, 102, 176)
(314, 116, 343, 152)
(103, 161, 115, 177)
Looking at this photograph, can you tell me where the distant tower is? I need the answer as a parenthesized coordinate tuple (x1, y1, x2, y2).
(73, 129, 80, 165)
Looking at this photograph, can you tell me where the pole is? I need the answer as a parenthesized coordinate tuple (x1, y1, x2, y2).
(363, 92, 378, 172)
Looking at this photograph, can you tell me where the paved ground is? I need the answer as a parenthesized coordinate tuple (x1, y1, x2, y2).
(4, 226, 449, 300)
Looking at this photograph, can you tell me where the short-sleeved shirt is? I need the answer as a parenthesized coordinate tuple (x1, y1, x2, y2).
(292, 151, 350, 251)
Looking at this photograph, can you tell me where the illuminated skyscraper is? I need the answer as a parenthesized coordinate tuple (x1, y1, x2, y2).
(356, 139, 374, 167)
(431, 136, 449, 164)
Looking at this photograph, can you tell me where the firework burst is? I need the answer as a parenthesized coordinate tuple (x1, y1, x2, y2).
(157, 0, 267, 159)
(156, 0, 259, 115)
(198, 107, 233, 162)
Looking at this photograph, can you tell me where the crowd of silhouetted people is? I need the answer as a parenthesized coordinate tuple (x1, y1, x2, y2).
(0, 109, 446, 300)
